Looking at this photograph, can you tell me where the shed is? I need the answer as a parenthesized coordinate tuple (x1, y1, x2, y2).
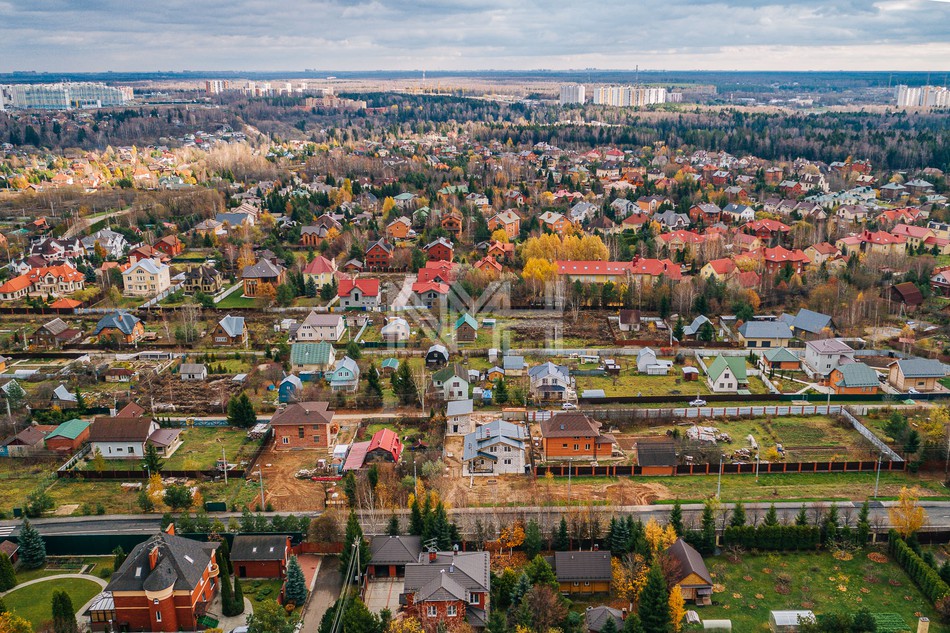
(636, 437, 676, 474)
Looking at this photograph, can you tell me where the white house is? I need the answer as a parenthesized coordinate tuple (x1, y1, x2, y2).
(122, 259, 171, 297)
(637, 347, 672, 375)
(446, 399, 474, 435)
(338, 279, 380, 310)
(88, 416, 182, 460)
(462, 420, 529, 476)
(802, 338, 855, 378)
(294, 311, 345, 342)
(432, 364, 469, 401)
(381, 317, 410, 343)
(179, 363, 208, 381)
(81, 228, 129, 259)
(528, 362, 572, 402)
(705, 355, 748, 393)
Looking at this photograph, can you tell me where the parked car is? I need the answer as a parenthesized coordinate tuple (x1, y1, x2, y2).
(690, 397, 707, 407)
(562, 402, 578, 410)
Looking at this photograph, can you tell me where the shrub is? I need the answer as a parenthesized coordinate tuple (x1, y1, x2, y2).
(888, 530, 950, 604)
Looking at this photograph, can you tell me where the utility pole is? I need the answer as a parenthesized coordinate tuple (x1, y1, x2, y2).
(716, 454, 724, 499)
(222, 447, 227, 484)
(874, 455, 883, 498)
(256, 467, 265, 509)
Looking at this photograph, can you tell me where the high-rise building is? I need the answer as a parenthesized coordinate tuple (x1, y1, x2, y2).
(0, 82, 131, 110)
(205, 80, 231, 95)
(559, 84, 586, 105)
(895, 85, 950, 109)
(591, 85, 668, 107)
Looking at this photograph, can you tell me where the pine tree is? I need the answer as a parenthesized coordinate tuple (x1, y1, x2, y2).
(601, 618, 619, 633)
(700, 502, 716, 555)
(143, 444, 164, 475)
(730, 502, 746, 527)
(51, 589, 77, 633)
(284, 555, 308, 606)
(112, 546, 127, 572)
(387, 514, 400, 536)
(217, 538, 233, 576)
(0, 554, 15, 591)
(638, 565, 671, 633)
(494, 378, 509, 404)
(623, 613, 646, 633)
(764, 503, 779, 527)
(18, 519, 46, 569)
(524, 520, 543, 559)
(795, 504, 809, 526)
(553, 517, 570, 551)
(669, 501, 684, 536)
(340, 511, 370, 580)
(219, 552, 237, 616)
(409, 496, 423, 535)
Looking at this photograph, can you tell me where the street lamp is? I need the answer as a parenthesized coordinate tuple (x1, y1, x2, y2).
(716, 454, 724, 500)
(255, 467, 265, 510)
(874, 455, 883, 499)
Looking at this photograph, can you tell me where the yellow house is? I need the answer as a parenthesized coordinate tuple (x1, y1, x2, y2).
(121, 259, 171, 297)
(667, 538, 713, 605)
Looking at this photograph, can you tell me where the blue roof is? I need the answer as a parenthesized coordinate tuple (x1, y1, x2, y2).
(738, 320, 792, 340)
(381, 358, 400, 369)
(95, 311, 141, 335)
(683, 315, 711, 337)
(790, 308, 833, 335)
(502, 355, 525, 371)
(218, 314, 246, 338)
(462, 420, 527, 461)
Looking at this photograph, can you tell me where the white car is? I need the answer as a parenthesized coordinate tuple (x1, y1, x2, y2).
(562, 402, 578, 410)
(908, 388, 920, 395)
(689, 398, 707, 407)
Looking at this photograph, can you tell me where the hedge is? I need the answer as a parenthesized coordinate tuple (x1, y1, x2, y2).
(888, 530, 950, 604)
(722, 525, 821, 551)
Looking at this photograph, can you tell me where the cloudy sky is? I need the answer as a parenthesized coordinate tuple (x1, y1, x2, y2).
(1, 0, 949, 72)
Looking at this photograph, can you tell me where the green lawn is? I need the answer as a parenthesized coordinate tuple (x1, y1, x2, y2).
(45, 477, 253, 515)
(238, 578, 284, 608)
(216, 294, 262, 309)
(699, 550, 947, 632)
(4, 577, 102, 630)
(576, 371, 713, 397)
(84, 428, 260, 471)
(14, 556, 114, 583)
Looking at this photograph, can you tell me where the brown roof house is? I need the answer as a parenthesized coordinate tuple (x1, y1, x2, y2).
(270, 401, 337, 450)
(88, 414, 182, 460)
(541, 412, 615, 462)
(666, 538, 713, 605)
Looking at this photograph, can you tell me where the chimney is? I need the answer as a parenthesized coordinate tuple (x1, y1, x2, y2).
(429, 551, 437, 563)
(622, 608, 628, 619)
(593, 543, 599, 551)
(918, 617, 930, 633)
(165, 523, 175, 535)
(148, 546, 160, 570)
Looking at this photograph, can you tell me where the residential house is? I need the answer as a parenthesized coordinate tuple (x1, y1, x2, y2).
(556, 261, 633, 285)
(618, 309, 641, 332)
(0, 425, 52, 457)
(541, 412, 615, 461)
(241, 259, 286, 297)
(381, 317, 411, 343)
(104, 367, 134, 383)
(89, 415, 181, 459)
(529, 362, 572, 402)
(365, 240, 394, 269)
(402, 551, 490, 628)
(153, 235, 184, 258)
(365, 428, 403, 464)
(182, 265, 223, 295)
(327, 356, 360, 392)
(539, 211, 571, 234)
(0, 264, 86, 301)
(100, 528, 219, 633)
(455, 313, 478, 342)
(700, 258, 737, 281)
(462, 420, 529, 476)
(487, 240, 515, 261)
(653, 210, 690, 230)
(231, 535, 292, 579)
(432, 364, 469, 401)
(803, 242, 840, 266)
(783, 308, 836, 340)
(338, 278, 380, 310)
(554, 551, 612, 594)
(441, 210, 464, 238)
(30, 317, 82, 348)
(761, 246, 810, 276)
(666, 539, 713, 605)
(745, 219, 790, 242)
(446, 399, 475, 436)
(270, 401, 336, 450)
(705, 355, 748, 393)
(81, 228, 129, 259)
(762, 348, 801, 372)
(637, 347, 672, 375)
(426, 344, 450, 368)
(830, 362, 880, 395)
(51, 384, 78, 409)
(278, 375, 303, 404)
(890, 282, 924, 310)
(294, 312, 345, 342)
(44, 419, 91, 454)
(411, 281, 449, 310)
(658, 230, 705, 253)
(586, 607, 624, 633)
(179, 364, 207, 381)
(368, 536, 422, 579)
(888, 359, 946, 392)
(424, 238, 454, 262)
(211, 315, 248, 347)
(94, 311, 145, 345)
(736, 321, 793, 349)
(488, 210, 520, 240)
(475, 255, 503, 273)
(802, 338, 854, 379)
(502, 355, 526, 377)
(290, 342, 336, 374)
(302, 256, 337, 289)
(722, 203, 755, 223)
(688, 202, 721, 225)
(122, 259, 171, 296)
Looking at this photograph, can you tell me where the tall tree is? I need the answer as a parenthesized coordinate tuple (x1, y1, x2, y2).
(0, 554, 16, 592)
(669, 501, 684, 536)
(764, 503, 779, 527)
(219, 551, 237, 617)
(637, 565, 671, 633)
(340, 511, 370, 580)
(18, 520, 46, 569)
(553, 517, 570, 551)
(143, 444, 164, 475)
(524, 520, 543, 559)
(50, 589, 78, 633)
(730, 502, 746, 527)
(387, 514, 400, 536)
(232, 573, 245, 614)
(247, 599, 296, 633)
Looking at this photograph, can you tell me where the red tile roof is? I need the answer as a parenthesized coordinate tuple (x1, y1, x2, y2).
(338, 278, 380, 297)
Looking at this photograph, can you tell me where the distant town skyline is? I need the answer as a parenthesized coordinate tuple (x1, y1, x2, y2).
(1, 0, 949, 73)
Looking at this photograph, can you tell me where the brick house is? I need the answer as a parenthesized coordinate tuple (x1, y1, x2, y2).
(212, 315, 248, 346)
(270, 401, 337, 450)
(368, 535, 422, 578)
(97, 526, 219, 633)
(44, 418, 91, 454)
(231, 535, 292, 579)
(94, 311, 145, 345)
(403, 551, 490, 628)
(365, 239, 394, 269)
(153, 235, 184, 257)
(541, 412, 615, 461)
(424, 238, 454, 262)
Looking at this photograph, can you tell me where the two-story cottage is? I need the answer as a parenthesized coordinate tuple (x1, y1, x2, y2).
(338, 279, 380, 310)
(302, 255, 337, 289)
(95, 311, 145, 345)
(182, 265, 224, 295)
(432, 364, 469, 401)
(365, 239, 394, 270)
(462, 420, 529, 476)
(270, 401, 336, 450)
(294, 312, 345, 342)
(290, 342, 336, 374)
(705, 355, 748, 393)
(122, 259, 172, 297)
(88, 414, 181, 460)
(403, 551, 490, 629)
(803, 338, 855, 380)
(541, 412, 615, 461)
(528, 362, 572, 401)
(31, 317, 82, 348)
(212, 315, 248, 347)
(241, 259, 286, 297)
(326, 356, 360, 392)
(424, 238, 455, 262)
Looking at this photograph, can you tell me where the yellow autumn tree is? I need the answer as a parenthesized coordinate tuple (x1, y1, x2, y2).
(644, 518, 678, 558)
(491, 229, 510, 243)
(522, 257, 558, 293)
(919, 406, 949, 445)
(522, 233, 563, 261)
(258, 282, 277, 306)
(611, 557, 636, 608)
(147, 473, 165, 503)
(381, 197, 396, 214)
(500, 522, 526, 556)
(890, 486, 927, 538)
(669, 585, 686, 632)
(388, 617, 425, 633)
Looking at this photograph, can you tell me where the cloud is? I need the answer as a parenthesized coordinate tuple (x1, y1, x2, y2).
(0, 0, 948, 71)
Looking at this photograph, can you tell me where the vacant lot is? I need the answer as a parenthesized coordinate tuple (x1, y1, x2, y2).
(700, 550, 946, 632)
(0, 458, 56, 514)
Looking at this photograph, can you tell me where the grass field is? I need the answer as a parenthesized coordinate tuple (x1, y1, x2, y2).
(576, 371, 714, 397)
(0, 459, 56, 515)
(85, 428, 260, 471)
(4, 577, 102, 630)
(45, 476, 254, 515)
(699, 550, 947, 632)
(14, 556, 114, 583)
(239, 578, 284, 608)
(216, 294, 262, 309)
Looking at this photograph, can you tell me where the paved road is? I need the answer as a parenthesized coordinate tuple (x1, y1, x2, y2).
(300, 556, 342, 633)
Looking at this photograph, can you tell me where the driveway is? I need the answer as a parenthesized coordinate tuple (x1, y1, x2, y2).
(299, 556, 342, 633)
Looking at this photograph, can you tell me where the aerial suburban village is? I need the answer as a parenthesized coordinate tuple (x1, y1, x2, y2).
(0, 78, 949, 633)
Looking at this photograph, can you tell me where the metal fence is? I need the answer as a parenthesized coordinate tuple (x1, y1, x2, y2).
(841, 408, 903, 462)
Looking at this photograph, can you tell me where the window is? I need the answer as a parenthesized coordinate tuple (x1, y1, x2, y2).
(427, 606, 437, 618)
(504, 459, 511, 465)
(298, 427, 305, 439)
(469, 593, 479, 605)
(584, 581, 590, 586)
(155, 612, 162, 622)
(573, 582, 579, 587)
(562, 443, 568, 448)
(282, 437, 289, 445)
(447, 605, 457, 617)
(585, 444, 591, 450)
(573, 444, 579, 451)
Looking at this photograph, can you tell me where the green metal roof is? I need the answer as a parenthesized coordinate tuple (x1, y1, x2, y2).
(706, 355, 748, 382)
(48, 418, 90, 440)
(290, 342, 334, 366)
